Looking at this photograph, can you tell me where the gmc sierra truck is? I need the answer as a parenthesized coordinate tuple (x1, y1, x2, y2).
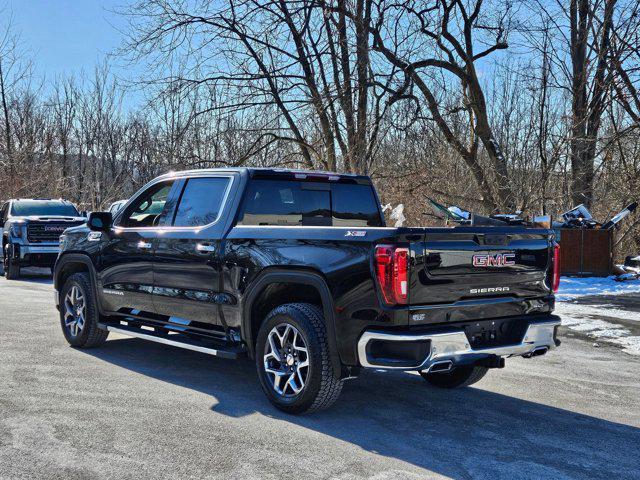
(53, 168, 561, 413)
(1, 199, 85, 279)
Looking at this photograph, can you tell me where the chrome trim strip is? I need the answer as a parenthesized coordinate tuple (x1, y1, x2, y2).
(357, 319, 561, 370)
(106, 325, 221, 356)
(20, 245, 60, 252)
(410, 296, 521, 311)
(232, 225, 396, 230)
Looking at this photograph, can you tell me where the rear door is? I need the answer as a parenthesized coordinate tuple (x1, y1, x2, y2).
(408, 228, 553, 321)
(152, 174, 235, 326)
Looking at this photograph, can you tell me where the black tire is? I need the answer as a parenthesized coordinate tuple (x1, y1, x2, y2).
(255, 303, 343, 414)
(3, 243, 20, 280)
(59, 272, 109, 348)
(420, 364, 488, 389)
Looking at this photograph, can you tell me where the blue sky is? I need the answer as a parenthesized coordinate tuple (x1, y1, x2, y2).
(6, 0, 133, 93)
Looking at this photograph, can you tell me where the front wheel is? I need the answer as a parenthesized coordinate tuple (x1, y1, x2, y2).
(255, 303, 343, 414)
(60, 272, 108, 348)
(3, 243, 20, 279)
(420, 364, 488, 389)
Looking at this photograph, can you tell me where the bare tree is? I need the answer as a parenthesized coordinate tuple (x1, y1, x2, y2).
(355, 0, 516, 210)
(0, 14, 32, 191)
(120, 0, 396, 173)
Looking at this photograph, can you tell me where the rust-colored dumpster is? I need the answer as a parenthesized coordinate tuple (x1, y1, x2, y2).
(556, 228, 613, 276)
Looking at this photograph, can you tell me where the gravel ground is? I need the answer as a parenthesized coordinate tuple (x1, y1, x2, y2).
(1, 271, 639, 480)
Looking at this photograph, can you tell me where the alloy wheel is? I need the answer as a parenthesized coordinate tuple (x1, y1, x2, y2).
(263, 323, 309, 397)
(63, 285, 86, 337)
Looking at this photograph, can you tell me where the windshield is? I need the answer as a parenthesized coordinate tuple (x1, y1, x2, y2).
(11, 200, 79, 217)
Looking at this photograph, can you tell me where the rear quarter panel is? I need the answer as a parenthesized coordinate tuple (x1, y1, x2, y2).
(221, 226, 413, 364)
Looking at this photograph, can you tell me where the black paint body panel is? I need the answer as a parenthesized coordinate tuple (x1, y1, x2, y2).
(55, 168, 556, 368)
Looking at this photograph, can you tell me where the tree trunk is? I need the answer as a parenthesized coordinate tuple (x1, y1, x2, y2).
(569, 0, 615, 208)
(0, 60, 13, 187)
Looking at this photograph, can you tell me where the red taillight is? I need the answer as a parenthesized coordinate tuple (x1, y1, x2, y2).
(551, 243, 561, 293)
(374, 245, 409, 305)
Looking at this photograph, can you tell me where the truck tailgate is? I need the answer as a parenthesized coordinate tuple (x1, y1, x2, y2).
(408, 227, 554, 323)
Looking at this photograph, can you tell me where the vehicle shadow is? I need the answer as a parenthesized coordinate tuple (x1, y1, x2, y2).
(0, 266, 53, 284)
(81, 337, 640, 479)
(568, 292, 640, 312)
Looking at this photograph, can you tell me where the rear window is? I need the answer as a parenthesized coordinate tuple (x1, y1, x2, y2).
(172, 177, 230, 227)
(11, 200, 79, 217)
(238, 180, 382, 227)
(331, 183, 383, 227)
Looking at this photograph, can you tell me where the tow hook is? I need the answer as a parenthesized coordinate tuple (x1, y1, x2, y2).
(479, 356, 505, 369)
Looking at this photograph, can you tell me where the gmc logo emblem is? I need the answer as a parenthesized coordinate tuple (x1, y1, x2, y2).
(472, 253, 516, 267)
(45, 226, 66, 232)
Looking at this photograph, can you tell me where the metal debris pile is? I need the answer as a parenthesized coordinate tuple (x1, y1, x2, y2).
(555, 202, 638, 230)
(427, 198, 637, 231)
(427, 198, 639, 282)
(426, 198, 551, 228)
(614, 255, 640, 282)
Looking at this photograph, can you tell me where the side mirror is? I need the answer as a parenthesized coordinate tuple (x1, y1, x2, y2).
(88, 212, 113, 232)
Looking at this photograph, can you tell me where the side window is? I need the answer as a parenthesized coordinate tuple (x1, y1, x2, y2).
(118, 181, 175, 228)
(172, 177, 230, 227)
(239, 180, 331, 226)
(0, 203, 7, 226)
(331, 183, 383, 227)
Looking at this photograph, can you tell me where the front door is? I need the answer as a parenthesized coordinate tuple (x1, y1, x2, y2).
(97, 179, 180, 315)
(152, 174, 235, 326)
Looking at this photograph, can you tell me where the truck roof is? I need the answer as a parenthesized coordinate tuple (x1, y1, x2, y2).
(7, 198, 74, 203)
(157, 167, 373, 185)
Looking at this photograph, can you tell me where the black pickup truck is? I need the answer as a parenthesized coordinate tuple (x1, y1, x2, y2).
(53, 168, 561, 413)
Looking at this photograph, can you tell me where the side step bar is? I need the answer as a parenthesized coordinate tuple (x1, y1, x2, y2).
(100, 322, 247, 360)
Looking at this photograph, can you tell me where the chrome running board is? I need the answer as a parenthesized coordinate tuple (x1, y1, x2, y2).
(102, 323, 246, 360)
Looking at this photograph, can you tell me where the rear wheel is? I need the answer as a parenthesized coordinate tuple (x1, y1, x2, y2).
(3, 243, 20, 280)
(255, 303, 343, 414)
(60, 272, 108, 348)
(420, 364, 488, 389)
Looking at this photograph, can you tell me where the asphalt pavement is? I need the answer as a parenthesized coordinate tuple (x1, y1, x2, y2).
(1, 271, 639, 479)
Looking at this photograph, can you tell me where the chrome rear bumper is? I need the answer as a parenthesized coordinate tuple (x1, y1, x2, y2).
(357, 318, 561, 371)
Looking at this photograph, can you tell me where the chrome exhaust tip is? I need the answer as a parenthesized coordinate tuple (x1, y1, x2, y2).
(532, 346, 548, 357)
(428, 360, 454, 373)
(523, 346, 549, 358)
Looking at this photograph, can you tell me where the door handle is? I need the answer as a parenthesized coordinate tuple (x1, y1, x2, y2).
(196, 243, 216, 253)
(137, 241, 152, 250)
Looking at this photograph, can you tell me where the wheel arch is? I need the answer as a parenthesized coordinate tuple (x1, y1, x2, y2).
(54, 253, 102, 313)
(241, 268, 341, 370)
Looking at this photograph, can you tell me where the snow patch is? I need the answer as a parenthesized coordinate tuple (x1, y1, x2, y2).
(556, 276, 640, 301)
(557, 308, 640, 355)
(556, 302, 640, 323)
(556, 282, 640, 355)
